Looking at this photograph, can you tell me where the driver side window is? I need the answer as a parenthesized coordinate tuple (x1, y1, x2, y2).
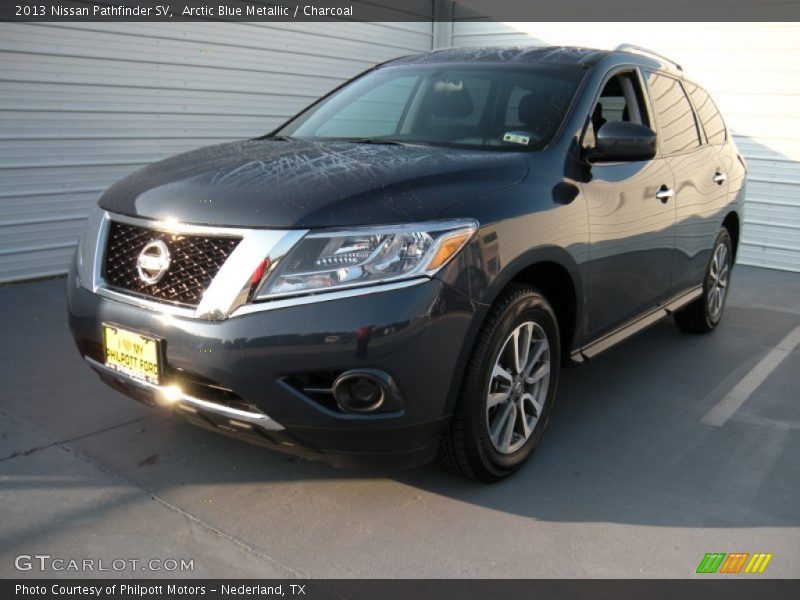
(583, 71, 649, 150)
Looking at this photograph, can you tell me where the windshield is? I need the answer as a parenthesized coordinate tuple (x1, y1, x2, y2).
(275, 64, 585, 151)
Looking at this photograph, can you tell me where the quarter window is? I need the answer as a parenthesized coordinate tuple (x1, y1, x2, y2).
(645, 72, 701, 155)
(684, 82, 727, 145)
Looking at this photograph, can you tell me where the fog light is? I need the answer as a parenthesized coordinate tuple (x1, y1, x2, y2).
(351, 378, 382, 405)
(333, 372, 386, 413)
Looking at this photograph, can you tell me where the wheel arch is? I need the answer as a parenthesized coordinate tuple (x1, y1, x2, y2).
(478, 246, 583, 369)
(504, 259, 580, 367)
(441, 246, 583, 424)
(722, 210, 741, 262)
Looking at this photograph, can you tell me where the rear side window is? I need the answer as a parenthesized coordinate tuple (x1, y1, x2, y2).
(645, 72, 701, 155)
(684, 82, 727, 145)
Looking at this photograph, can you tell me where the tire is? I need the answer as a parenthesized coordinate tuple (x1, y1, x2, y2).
(438, 285, 561, 482)
(674, 228, 733, 334)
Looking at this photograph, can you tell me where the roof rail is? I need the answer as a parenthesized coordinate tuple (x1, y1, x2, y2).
(614, 44, 683, 71)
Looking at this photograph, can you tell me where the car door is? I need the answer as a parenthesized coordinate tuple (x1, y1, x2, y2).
(642, 71, 726, 295)
(580, 68, 677, 341)
(659, 77, 732, 293)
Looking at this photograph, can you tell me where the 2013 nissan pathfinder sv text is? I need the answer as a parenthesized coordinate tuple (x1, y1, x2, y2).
(68, 46, 745, 481)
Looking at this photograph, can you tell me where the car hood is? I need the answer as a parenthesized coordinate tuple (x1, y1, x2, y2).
(99, 139, 528, 228)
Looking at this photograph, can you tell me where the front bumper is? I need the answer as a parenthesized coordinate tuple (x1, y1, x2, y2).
(67, 256, 478, 468)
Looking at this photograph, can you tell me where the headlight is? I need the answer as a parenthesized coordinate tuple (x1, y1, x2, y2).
(254, 220, 477, 300)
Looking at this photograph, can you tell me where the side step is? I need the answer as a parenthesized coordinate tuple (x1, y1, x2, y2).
(577, 286, 702, 361)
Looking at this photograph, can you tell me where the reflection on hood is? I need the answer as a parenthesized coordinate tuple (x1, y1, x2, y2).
(100, 139, 528, 228)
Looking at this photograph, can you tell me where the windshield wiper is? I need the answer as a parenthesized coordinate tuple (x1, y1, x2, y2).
(271, 136, 414, 146)
(339, 137, 409, 146)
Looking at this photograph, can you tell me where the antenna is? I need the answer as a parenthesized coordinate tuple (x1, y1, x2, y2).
(614, 44, 683, 71)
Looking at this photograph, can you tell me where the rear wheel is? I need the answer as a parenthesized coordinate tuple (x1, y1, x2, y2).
(438, 285, 560, 482)
(674, 228, 733, 334)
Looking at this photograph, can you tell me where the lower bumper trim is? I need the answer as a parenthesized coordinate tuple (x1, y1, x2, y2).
(84, 356, 285, 431)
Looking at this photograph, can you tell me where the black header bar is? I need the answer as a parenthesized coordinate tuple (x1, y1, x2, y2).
(5, 579, 800, 600)
(3, 0, 800, 22)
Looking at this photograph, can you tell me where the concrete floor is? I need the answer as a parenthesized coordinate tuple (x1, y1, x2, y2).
(1, 265, 798, 578)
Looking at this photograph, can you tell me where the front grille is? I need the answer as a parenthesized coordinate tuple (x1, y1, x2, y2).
(103, 221, 240, 307)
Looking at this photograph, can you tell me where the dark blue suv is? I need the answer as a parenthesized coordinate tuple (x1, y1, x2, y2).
(68, 46, 745, 481)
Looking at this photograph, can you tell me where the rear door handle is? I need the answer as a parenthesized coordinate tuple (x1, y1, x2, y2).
(713, 172, 727, 184)
(655, 186, 674, 203)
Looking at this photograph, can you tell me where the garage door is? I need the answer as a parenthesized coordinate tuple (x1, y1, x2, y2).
(0, 20, 433, 283)
(448, 22, 800, 272)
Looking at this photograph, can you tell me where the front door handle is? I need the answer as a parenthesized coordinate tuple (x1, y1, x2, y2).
(713, 172, 727, 184)
(655, 185, 674, 203)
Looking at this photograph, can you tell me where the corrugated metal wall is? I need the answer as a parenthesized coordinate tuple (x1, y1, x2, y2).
(0, 18, 434, 282)
(3, 18, 797, 281)
(449, 22, 800, 272)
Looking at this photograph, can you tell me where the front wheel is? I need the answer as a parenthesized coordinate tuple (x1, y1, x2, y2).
(438, 286, 560, 482)
(674, 228, 733, 334)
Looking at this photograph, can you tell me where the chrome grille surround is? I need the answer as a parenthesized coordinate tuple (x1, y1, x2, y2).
(82, 210, 306, 320)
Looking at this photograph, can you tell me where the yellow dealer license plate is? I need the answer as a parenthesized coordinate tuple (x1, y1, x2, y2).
(103, 324, 162, 385)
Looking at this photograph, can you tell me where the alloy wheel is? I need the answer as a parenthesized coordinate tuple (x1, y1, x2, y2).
(708, 242, 730, 318)
(486, 321, 551, 454)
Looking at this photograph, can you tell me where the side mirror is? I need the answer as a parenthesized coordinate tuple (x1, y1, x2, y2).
(589, 121, 656, 162)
